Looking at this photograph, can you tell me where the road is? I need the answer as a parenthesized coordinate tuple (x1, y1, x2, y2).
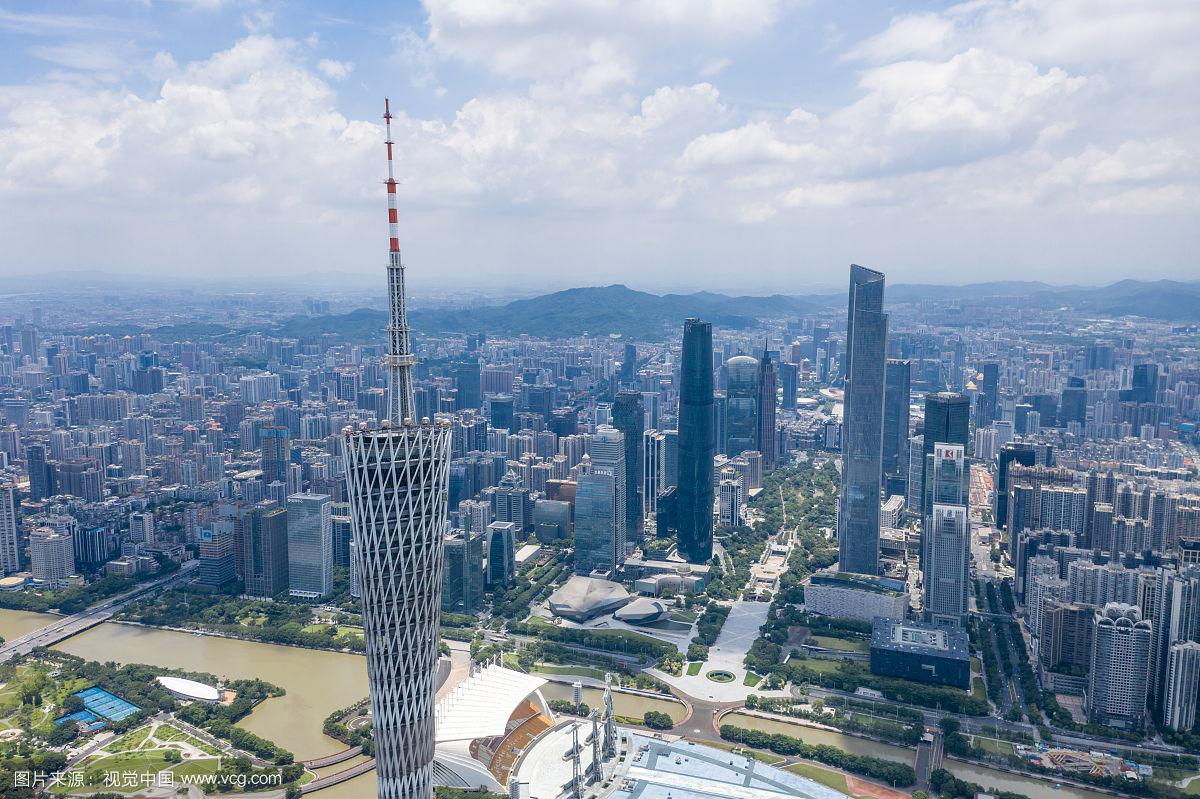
(0, 561, 199, 662)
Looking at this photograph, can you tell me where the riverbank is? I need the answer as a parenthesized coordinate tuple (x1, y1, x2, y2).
(109, 619, 367, 656)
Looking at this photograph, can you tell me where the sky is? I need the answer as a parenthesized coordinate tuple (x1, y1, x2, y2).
(0, 0, 1197, 293)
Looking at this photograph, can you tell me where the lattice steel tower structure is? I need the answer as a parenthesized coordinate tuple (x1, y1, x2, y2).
(343, 98, 452, 799)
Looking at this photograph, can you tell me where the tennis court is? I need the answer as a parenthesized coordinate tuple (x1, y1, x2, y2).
(75, 687, 141, 721)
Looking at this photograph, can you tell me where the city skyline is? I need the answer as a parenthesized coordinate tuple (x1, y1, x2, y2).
(0, 1, 1197, 286)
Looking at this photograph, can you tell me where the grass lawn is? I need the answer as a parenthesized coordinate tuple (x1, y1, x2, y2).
(534, 663, 610, 680)
(53, 751, 175, 793)
(109, 724, 154, 751)
(743, 672, 764, 687)
(787, 656, 844, 674)
(786, 759, 886, 799)
(686, 662, 703, 676)
(156, 723, 222, 756)
(170, 758, 222, 779)
(809, 635, 868, 653)
(670, 610, 698, 623)
(971, 736, 1014, 756)
(1182, 779, 1200, 795)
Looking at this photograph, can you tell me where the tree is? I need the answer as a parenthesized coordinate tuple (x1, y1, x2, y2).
(643, 711, 673, 730)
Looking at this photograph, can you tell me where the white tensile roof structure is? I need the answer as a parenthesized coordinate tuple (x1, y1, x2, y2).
(434, 663, 548, 744)
(155, 676, 220, 702)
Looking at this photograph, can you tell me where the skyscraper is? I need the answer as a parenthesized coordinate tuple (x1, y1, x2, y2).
(612, 391, 644, 544)
(839, 264, 887, 576)
(757, 348, 778, 469)
(441, 529, 485, 614)
(925, 503, 970, 628)
(882, 359, 911, 486)
(574, 471, 620, 576)
(0, 482, 19, 574)
(724, 355, 758, 457)
(287, 493, 332, 599)
(453, 358, 482, 411)
(343, 99, 452, 799)
(976, 362, 999, 426)
(1088, 603, 1151, 731)
(485, 521, 517, 586)
(260, 425, 291, 485)
(243, 501, 289, 599)
(1163, 642, 1200, 732)
(677, 319, 715, 564)
(26, 442, 52, 502)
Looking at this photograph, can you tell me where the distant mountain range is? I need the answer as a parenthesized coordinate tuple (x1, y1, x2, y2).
(269, 278, 1200, 342)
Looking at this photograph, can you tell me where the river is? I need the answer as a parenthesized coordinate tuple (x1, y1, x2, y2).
(723, 711, 1114, 799)
(0, 608, 60, 641)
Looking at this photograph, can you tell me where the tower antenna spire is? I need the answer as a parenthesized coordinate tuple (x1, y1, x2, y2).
(383, 97, 416, 424)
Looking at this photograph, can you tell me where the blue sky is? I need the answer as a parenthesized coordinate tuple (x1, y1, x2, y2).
(0, 1, 1196, 292)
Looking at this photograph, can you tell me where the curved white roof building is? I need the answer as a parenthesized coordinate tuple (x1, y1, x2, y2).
(548, 575, 631, 622)
(432, 662, 553, 793)
(155, 676, 220, 703)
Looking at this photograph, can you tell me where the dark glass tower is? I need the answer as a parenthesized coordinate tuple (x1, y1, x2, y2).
(976, 361, 999, 426)
(882, 359, 911, 483)
(757, 348, 778, 468)
(839, 265, 887, 576)
(677, 319, 715, 564)
(921, 391, 970, 516)
(612, 390, 645, 544)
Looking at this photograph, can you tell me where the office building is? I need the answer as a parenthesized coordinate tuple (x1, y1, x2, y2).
(342, 104, 452, 799)
(442, 530, 485, 614)
(260, 425, 291, 485)
(870, 618, 970, 690)
(574, 472, 620, 576)
(757, 349, 777, 468)
(882, 359, 910, 486)
(1087, 603, 1151, 731)
(839, 264, 887, 576)
(924, 504, 970, 627)
(677, 319, 715, 564)
(612, 391, 644, 544)
(725, 355, 758, 457)
(287, 493, 332, 599)
(486, 521, 517, 586)
(244, 501, 289, 598)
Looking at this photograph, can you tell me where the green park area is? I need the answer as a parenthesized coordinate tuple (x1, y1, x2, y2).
(50, 720, 225, 794)
(0, 661, 92, 739)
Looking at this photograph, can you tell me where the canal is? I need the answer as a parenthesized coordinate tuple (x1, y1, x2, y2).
(539, 680, 688, 722)
(722, 711, 1115, 799)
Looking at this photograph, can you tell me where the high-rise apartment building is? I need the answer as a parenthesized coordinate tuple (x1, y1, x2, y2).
(1087, 603, 1151, 731)
(1163, 641, 1200, 731)
(29, 526, 75, 588)
(677, 319, 714, 564)
(287, 493, 332, 599)
(485, 521, 517, 586)
(839, 264, 887, 576)
(0, 482, 20, 574)
(260, 425, 291, 485)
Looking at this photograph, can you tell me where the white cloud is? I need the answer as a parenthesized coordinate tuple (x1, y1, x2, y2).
(317, 59, 354, 80)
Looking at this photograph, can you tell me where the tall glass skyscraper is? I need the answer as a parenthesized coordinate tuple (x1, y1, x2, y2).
(286, 493, 333, 598)
(838, 264, 887, 576)
(882, 359, 911, 485)
(677, 318, 715, 564)
(724, 355, 758, 457)
(612, 391, 644, 544)
(757, 349, 778, 468)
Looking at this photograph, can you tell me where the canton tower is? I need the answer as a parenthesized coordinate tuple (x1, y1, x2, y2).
(343, 98, 452, 799)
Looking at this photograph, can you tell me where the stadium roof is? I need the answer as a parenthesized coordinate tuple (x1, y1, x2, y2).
(547, 575, 632, 621)
(434, 663, 547, 744)
(156, 676, 221, 702)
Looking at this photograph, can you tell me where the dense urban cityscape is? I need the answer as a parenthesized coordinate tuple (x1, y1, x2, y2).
(2, 2, 1198, 799)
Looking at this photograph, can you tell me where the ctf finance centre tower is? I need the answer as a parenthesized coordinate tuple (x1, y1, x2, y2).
(838, 265, 888, 576)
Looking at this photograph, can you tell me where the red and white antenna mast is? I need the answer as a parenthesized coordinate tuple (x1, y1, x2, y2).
(382, 97, 416, 425)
